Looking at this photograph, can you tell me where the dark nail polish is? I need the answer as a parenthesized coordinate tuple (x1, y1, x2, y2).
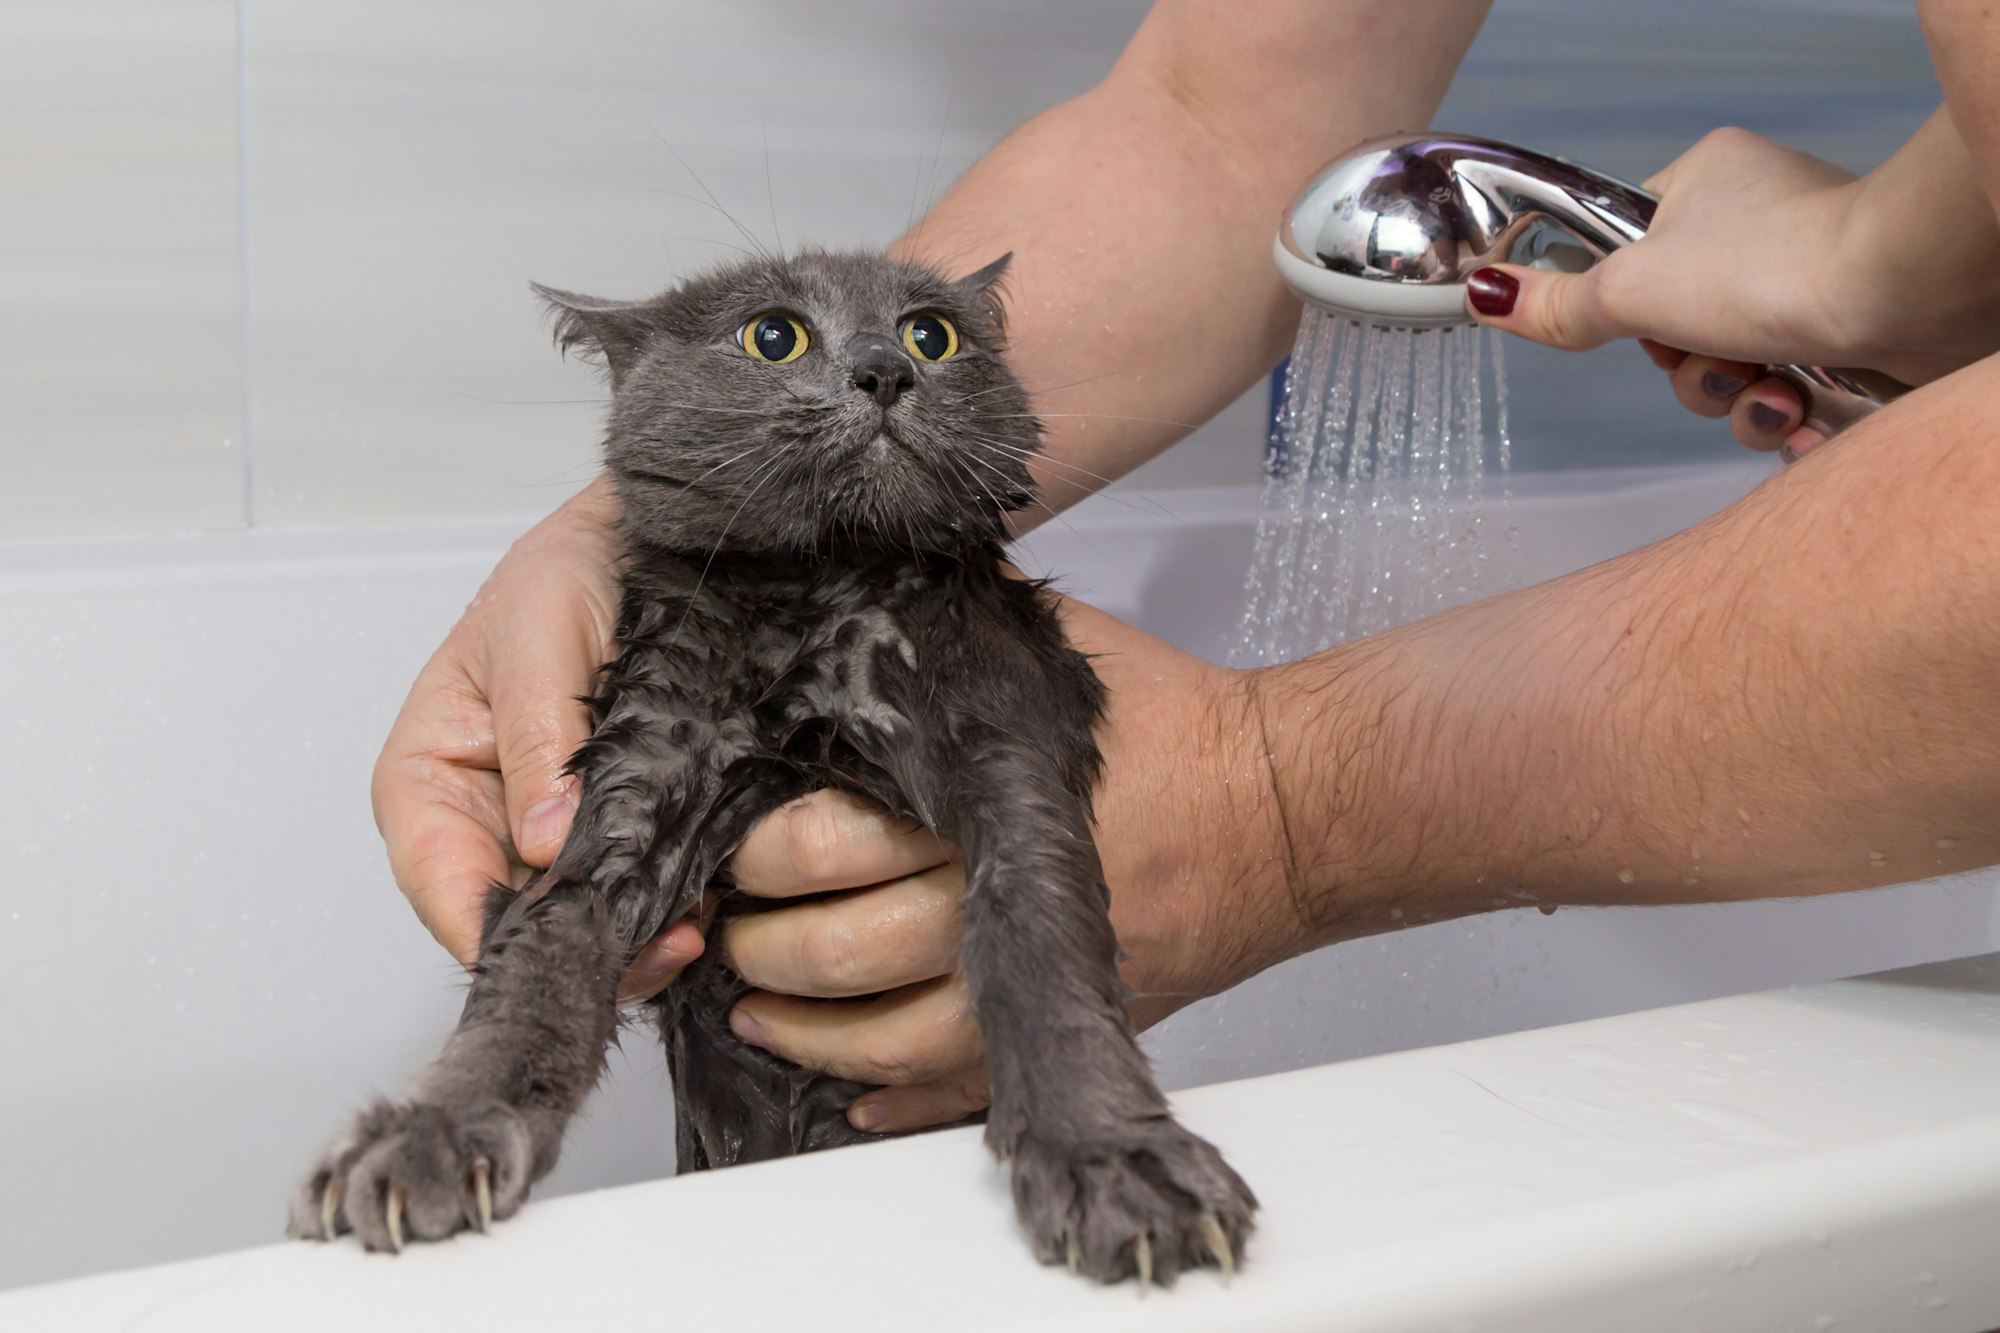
(1748, 401, 1790, 434)
(1702, 370, 1748, 399)
(1466, 267, 1518, 318)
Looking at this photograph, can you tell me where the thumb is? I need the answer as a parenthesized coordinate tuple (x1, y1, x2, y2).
(488, 613, 600, 867)
(1465, 263, 1625, 352)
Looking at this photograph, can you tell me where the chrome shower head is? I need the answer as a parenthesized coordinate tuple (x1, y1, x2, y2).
(1275, 132, 1903, 438)
(1275, 132, 1651, 329)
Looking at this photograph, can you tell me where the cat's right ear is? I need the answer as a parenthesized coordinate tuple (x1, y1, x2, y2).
(530, 283, 655, 385)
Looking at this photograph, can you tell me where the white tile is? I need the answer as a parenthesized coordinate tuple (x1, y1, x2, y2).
(0, 2, 244, 540)
(241, 0, 1152, 526)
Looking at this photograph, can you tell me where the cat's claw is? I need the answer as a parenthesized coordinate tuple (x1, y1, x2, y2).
(291, 1099, 536, 1252)
(1005, 1118, 1256, 1286)
(1200, 1213, 1235, 1285)
(472, 1158, 493, 1234)
(319, 1178, 343, 1242)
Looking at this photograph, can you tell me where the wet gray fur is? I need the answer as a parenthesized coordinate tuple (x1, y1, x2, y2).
(289, 249, 1255, 1283)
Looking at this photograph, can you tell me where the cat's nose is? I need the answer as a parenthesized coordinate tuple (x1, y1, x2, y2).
(845, 335, 916, 409)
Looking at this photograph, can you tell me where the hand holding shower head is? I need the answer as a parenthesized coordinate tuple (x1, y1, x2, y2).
(1274, 132, 1906, 440)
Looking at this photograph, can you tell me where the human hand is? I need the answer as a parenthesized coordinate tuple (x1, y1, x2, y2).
(718, 597, 1301, 1134)
(371, 475, 705, 996)
(1464, 125, 2000, 458)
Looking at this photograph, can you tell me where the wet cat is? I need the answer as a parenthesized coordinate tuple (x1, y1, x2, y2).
(289, 248, 1255, 1285)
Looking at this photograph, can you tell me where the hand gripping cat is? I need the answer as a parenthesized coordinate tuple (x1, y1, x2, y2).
(290, 250, 1255, 1286)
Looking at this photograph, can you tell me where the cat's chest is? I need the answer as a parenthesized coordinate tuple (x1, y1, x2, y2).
(625, 571, 943, 727)
(776, 604, 921, 737)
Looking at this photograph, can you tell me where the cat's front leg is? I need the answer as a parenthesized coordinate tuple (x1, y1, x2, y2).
(941, 728, 1258, 1286)
(289, 881, 622, 1250)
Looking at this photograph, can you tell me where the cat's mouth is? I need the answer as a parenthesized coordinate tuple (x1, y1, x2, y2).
(863, 428, 915, 463)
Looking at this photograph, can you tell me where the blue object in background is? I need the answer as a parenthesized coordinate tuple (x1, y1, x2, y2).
(1266, 358, 1289, 476)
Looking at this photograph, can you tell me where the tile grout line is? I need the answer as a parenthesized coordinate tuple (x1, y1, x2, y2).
(234, 0, 255, 530)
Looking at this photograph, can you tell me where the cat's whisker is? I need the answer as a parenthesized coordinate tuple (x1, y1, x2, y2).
(663, 450, 793, 651)
(639, 117, 779, 264)
(761, 111, 784, 260)
(452, 394, 607, 406)
(964, 435, 1185, 514)
(744, 357, 810, 404)
(953, 447, 1138, 580)
(965, 431, 1168, 494)
(904, 85, 957, 267)
(681, 445, 767, 489)
(647, 404, 785, 417)
(984, 411, 1204, 431)
(959, 368, 1126, 404)
(963, 439, 1188, 530)
(668, 235, 760, 259)
(942, 449, 1013, 522)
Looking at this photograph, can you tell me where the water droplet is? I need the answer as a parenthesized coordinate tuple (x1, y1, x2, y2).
(1233, 318, 1514, 663)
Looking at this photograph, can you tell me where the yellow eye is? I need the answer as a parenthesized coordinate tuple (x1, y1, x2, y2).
(900, 313, 958, 362)
(740, 312, 809, 364)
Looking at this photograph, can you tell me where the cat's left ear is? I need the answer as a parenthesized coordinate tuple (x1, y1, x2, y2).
(530, 283, 657, 386)
(955, 252, 1013, 339)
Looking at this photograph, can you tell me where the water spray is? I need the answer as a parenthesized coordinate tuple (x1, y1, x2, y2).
(1235, 133, 1907, 665)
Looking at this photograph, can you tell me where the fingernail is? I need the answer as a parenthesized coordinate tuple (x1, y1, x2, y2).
(1748, 401, 1790, 433)
(1702, 370, 1748, 399)
(521, 795, 573, 852)
(728, 1006, 766, 1047)
(1466, 267, 1518, 318)
(848, 1098, 887, 1132)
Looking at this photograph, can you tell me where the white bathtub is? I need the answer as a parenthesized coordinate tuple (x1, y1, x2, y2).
(4, 463, 1997, 1317)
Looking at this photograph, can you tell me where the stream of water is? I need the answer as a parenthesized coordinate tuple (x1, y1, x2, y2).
(1231, 312, 1517, 666)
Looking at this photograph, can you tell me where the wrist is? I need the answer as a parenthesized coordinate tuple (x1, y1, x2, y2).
(1203, 666, 1313, 984)
(1240, 653, 1398, 952)
(1242, 624, 1519, 950)
(1827, 119, 2000, 381)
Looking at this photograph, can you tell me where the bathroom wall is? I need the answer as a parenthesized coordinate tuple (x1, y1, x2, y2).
(1, 0, 1944, 539)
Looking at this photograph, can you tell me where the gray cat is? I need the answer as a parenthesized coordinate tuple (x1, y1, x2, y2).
(289, 248, 1255, 1285)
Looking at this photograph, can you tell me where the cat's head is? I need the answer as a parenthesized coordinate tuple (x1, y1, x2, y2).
(534, 250, 1037, 556)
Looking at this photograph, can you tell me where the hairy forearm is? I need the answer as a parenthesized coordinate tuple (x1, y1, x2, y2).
(1250, 356, 2000, 949)
(891, 0, 1488, 528)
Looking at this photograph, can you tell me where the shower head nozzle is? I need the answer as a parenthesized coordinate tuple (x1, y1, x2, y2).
(1275, 131, 1905, 439)
(1275, 132, 1653, 330)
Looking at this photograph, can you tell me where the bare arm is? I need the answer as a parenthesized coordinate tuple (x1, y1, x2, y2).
(892, 0, 1490, 526)
(1245, 0, 2000, 938)
(717, 0, 2000, 1134)
(1250, 354, 2000, 959)
(1470, 10, 2000, 452)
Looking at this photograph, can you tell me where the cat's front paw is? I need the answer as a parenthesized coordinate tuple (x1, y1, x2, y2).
(1004, 1117, 1257, 1287)
(288, 1099, 535, 1252)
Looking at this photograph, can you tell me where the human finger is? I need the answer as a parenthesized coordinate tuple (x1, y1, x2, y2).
(1638, 338, 1687, 373)
(723, 864, 964, 999)
(1466, 262, 1625, 351)
(486, 580, 612, 868)
(729, 788, 954, 899)
(729, 974, 982, 1085)
(1669, 353, 1761, 420)
(616, 921, 707, 1003)
(373, 756, 514, 966)
(1731, 376, 1806, 454)
(372, 653, 517, 964)
(846, 1067, 991, 1134)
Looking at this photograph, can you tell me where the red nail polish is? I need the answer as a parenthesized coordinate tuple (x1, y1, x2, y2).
(1467, 267, 1518, 318)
